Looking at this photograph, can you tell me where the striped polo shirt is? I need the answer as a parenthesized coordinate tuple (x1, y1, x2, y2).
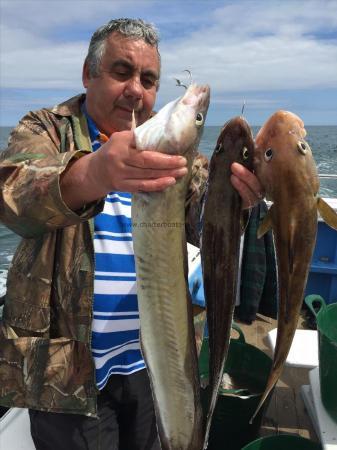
(83, 105, 145, 390)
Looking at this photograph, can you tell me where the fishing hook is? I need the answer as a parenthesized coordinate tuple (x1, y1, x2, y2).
(174, 69, 193, 90)
(183, 69, 193, 85)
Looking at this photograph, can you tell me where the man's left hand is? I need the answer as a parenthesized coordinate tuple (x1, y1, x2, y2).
(230, 162, 264, 210)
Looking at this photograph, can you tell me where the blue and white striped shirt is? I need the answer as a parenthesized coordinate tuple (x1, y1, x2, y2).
(83, 106, 145, 390)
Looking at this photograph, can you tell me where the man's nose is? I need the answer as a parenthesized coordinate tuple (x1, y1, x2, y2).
(124, 76, 143, 99)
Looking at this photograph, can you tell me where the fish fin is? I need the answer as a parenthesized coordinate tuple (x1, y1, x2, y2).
(257, 207, 273, 239)
(250, 390, 271, 424)
(317, 197, 337, 230)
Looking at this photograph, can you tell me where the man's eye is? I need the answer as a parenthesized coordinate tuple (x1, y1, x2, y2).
(110, 69, 130, 80)
(114, 71, 128, 78)
(142, 77, 157, 89)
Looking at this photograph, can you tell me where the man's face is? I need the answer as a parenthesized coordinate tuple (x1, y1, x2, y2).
(83, 32, 160, 135)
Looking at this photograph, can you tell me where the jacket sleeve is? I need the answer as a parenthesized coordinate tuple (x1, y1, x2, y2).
(0, 110, 104, 238)
(185, 152, 209, 247)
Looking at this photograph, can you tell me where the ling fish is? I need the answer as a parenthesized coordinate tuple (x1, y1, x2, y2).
(132, 83, 210, 450)
(201, 117, 254, 448)
(251, 110, 337, 420)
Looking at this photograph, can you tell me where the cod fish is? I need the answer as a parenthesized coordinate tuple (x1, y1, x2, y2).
(251, 110, 337, 420)
(201, 117, 254, 448)
(132, 83, 210, 450)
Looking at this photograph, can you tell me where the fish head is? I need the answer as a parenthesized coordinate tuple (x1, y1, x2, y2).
(213, 116, 254, 170)
(254, 110, 319, 203)
(164, 83, 210, 156)
(134, 83, 210, 156)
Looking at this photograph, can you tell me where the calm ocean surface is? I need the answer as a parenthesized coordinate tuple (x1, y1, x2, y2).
(1, 124, 337, 296)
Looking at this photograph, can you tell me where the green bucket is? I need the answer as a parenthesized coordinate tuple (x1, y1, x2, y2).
(241, 434, 322, 450)
(199, 324, 273, 450)
(305, 294, 337, 423)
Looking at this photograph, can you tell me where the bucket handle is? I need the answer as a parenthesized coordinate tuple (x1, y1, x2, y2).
(305, 294, 326, 318)
(231, 322, 246, 344)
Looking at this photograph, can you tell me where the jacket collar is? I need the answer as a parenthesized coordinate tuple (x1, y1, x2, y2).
(47, 93, 86, 117)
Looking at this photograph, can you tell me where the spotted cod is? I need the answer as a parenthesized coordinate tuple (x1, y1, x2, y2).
(132, 83, 210, 450)
(251, 110, 337, 420)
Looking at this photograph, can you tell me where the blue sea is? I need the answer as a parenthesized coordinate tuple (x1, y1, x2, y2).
(1, 124, 337, 296)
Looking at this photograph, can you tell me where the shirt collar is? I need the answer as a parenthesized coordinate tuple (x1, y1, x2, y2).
(81, 102, 109, 144)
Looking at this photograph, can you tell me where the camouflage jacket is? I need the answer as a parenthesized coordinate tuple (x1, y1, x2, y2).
(0, 94, 209, 416)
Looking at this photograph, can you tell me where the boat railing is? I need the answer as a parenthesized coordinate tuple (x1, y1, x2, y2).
(319, 174, 337, 179)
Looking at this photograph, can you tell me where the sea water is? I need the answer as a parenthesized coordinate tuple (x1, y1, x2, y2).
(1, 125, 337, 296)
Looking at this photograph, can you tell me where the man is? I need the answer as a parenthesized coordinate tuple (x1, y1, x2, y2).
(0, 18, 262, 450)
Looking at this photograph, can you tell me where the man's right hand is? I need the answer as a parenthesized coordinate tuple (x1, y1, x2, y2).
(94, 130, 188, 193)
(60, 130, 188, 211)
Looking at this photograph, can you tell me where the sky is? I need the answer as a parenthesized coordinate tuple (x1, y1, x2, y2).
(0, 0, 337, 126)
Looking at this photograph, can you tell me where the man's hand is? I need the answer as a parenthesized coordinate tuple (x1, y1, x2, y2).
(230, 162, 264, 210)
(92, 130, 187, 193)
(60, 130, 187, 211)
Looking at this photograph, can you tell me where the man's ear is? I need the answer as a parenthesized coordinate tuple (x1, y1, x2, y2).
(82, 59, 90, 88)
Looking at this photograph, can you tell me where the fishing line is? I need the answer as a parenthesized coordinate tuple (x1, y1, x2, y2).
(174, 69, 193, 90)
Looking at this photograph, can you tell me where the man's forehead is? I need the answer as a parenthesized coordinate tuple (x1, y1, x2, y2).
(105, 32, 160, 68)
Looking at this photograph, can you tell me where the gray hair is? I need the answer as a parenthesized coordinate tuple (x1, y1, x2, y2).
(86, 18, 160, 78)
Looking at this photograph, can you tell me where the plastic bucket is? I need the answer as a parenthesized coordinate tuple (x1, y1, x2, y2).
(199, 324, 273, 450)
(241, 434, 322, 449)
(305, 294, 337, 423)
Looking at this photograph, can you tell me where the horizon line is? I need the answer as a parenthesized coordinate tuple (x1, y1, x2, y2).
(0, 123, 336, 129)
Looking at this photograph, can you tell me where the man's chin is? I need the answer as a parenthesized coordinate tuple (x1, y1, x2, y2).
(106, 117, 132, 133)
(108, 113, 147, 133)
(118, 119, 133, 131)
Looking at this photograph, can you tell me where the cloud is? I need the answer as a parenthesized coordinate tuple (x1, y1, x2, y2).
(2, 36, 86, 89)
(210, 96, 279, 107)
(157, 0, 337, 102)
(0, 0, 155, 89)
(0, 0, 336, 125)
(0, 0, 144, 32)
(1, 0, 336, 95)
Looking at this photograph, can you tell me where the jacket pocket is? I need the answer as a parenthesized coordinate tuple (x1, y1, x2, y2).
(3, 298, 50, 336)
(0, 328, 96, 416)
(3, 267, 52, 335)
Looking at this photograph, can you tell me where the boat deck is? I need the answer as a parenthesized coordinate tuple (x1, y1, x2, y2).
(0, 310, 320, 447)
(237, 311, 319, 442)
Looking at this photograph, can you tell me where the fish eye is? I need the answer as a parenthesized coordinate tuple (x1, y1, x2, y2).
(242, 146, 249, 160)
(196, 112, 204, 127)
(297, 140, 309, 155)
(215, 142, 222, 153)
(264, 148, 273, 162)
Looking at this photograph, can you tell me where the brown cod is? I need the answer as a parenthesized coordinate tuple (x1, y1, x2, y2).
(251, 110, 337, 421)
(201, 116, 254, 448)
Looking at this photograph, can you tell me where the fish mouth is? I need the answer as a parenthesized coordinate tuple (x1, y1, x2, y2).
(186, 84, 210, 95)
(217, 116, 253, 147)
(219, 116, 250, 134)
(182, 84, 210, 108)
